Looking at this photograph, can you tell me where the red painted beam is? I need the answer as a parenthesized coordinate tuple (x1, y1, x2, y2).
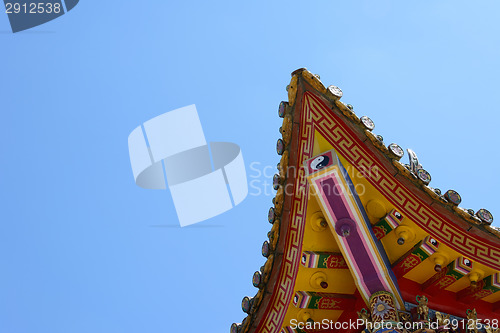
(493, 301, 500, 312)
(398, 277, 500, 320)
(328, 290, 366, 333)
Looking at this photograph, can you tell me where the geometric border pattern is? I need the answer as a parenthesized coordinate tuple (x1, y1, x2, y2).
(255, 90, 314, 333)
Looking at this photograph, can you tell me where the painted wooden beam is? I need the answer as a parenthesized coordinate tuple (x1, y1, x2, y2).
(391, 236, 440, 278)
(301, 251, 348, 269)
(292, 291, 356, 310)
(305, 149, 404, 309)
(421, 257, 473, 294)
(456, 273, 500, 303)
(372, 209, 404, 240)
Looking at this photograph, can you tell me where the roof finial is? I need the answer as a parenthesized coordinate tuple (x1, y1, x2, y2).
(407, 149, 432, 185)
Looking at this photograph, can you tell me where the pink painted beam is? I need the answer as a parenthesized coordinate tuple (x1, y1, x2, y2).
(305, 149, 404, 309)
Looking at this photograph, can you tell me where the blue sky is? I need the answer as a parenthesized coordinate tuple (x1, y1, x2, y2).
(1, 1, 499, 332)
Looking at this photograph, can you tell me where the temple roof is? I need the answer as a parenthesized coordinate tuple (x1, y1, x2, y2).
(231, 68, 500, 333)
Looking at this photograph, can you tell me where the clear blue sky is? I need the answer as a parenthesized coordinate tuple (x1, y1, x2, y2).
(1, 1, 499, 332)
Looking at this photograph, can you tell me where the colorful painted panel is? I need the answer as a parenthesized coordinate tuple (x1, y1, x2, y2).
(372, 210, 404, 240)
(422, 257, 473, 293)
(305, 149, 404, 309)
(300, 251, 348, 269)
(292, 291, 356, 310)
(391, 236, 439, 278)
